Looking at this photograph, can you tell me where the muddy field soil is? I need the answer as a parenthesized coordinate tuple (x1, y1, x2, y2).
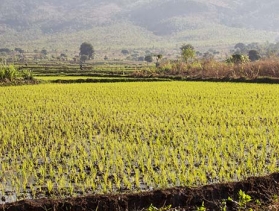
(0, 78, 40, 86)
(1, 173, 279, 211)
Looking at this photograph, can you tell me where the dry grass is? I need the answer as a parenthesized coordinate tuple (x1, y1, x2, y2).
(151, 58, 279, 80)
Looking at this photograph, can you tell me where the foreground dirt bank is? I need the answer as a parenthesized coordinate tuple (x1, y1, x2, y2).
(1, 173, 279, 211)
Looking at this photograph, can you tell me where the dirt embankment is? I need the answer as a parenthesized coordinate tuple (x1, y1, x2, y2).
(1, 173, 279, 211)
(0, 79, 40, 86)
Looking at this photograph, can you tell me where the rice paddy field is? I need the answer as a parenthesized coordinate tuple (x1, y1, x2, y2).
(1, 81, 279, 204)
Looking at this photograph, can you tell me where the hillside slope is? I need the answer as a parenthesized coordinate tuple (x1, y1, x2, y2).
(0, 0, 278, 50)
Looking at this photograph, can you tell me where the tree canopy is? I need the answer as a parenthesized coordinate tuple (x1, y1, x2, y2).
(144, 55, 153, 63)
(41, 49, 47, 55)
(248, 50, 261, 61)
(180, 44, 195, 63)
(234, 43, 247, 54)
(80, 42, 94, 60)
(121, 49, 129, 55)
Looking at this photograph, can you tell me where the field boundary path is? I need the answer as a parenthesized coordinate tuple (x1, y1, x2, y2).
(1, 172, 279, 211)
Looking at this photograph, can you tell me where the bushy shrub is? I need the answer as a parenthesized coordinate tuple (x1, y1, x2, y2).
(157, 61, 173, 73)
(0, 65, 18, 81)
(21, 69, 33, 80)
(0, 67, 5, 79)
(226, 54, 250, 64)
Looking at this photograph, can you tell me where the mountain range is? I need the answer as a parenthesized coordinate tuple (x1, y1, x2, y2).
(1, 0, 279, 51)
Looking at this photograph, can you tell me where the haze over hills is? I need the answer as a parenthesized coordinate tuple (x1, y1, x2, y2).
(0, 0, 279, 51)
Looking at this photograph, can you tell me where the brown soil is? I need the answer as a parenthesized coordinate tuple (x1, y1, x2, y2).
(0, 79, 40, 86)
(1, 173, 279, 211)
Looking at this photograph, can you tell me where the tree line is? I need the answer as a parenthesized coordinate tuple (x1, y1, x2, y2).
(1, 40, 278, 66)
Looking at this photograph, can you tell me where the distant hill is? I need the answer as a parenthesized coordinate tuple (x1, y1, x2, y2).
(0, 0, 279, 50)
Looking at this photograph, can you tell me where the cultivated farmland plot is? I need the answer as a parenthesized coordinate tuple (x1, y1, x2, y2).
(0, 82, 279, 203)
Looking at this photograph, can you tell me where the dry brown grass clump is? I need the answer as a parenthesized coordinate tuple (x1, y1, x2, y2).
(148, 58, 279, 80)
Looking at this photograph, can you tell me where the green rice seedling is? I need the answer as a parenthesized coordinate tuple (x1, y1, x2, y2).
(69, 184, 74, 196)
(238, 190, 252, 208)
(46, 180, 54, 194)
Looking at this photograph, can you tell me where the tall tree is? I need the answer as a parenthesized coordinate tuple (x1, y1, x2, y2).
(80, 42, 94, 60)
(155, 54, 162, 67)
(180, 44, 195, 63)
